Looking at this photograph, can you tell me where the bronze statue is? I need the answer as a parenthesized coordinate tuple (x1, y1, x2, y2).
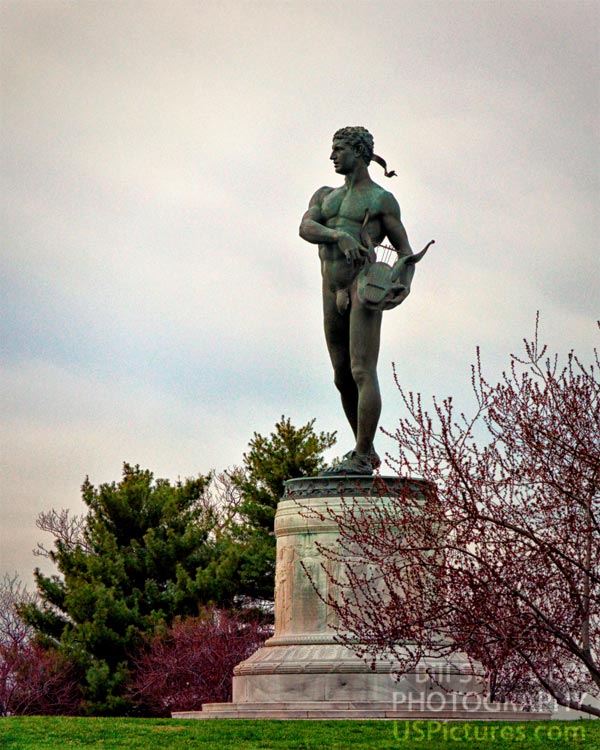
(299, 126, 432, 475)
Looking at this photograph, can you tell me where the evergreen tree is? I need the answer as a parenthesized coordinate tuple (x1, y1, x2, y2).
(22, 418, 335, 714)
(22, 464, 219, 714)
(228, 416, 336, 602)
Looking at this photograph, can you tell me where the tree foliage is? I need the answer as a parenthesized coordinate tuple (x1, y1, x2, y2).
(0, 574, 81, 716)
(1, 574, 35, 715)
(21, 464, 221, 713)
(316, 318, 599, 717)
(221, 416, 336, 603)
(129, 607, 269, 716)
(235, 415, 337, 531)
(20, 417, 334, 714)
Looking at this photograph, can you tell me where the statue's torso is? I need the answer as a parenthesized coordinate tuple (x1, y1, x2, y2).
(319, 182, 388, 293)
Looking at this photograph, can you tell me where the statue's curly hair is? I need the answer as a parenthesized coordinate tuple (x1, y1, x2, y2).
(333, 126, 374, 165)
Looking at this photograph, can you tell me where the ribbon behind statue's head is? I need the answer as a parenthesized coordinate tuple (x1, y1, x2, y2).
(371, 153, 397, 178)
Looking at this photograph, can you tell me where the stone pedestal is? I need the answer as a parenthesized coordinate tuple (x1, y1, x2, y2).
(173, 476, 550, 720)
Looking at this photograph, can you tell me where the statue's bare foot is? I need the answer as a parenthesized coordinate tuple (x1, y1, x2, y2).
(320, 448, 380, 476)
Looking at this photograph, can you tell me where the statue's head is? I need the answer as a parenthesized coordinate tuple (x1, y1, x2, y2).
(332, 126, 374, 166)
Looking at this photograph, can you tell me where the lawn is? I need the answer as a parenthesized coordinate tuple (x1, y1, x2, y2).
(0, 717, 597, 750)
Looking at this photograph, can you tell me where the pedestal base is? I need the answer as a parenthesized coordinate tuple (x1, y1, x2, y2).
(172, 477, 550, 720)
(174, 636, 549, 720)
(232, 637, 482, 703)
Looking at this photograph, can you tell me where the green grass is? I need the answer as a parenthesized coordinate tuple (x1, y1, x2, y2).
(0, 717, 597, 750)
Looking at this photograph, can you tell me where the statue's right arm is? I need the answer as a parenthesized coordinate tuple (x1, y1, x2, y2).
(299, 187, 338, 245)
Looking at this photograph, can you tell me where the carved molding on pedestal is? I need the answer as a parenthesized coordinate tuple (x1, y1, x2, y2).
(284, 474, 431, 499)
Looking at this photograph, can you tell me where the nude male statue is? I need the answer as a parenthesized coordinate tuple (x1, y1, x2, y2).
(299, 126, 414, 475)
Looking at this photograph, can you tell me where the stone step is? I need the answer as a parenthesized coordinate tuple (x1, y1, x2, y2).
(173, 701, 551, 721)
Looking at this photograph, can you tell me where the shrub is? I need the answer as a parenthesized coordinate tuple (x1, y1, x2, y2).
(129, 608, 270, 715)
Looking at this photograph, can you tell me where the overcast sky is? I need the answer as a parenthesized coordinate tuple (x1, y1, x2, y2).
(2, 0, 599, 588)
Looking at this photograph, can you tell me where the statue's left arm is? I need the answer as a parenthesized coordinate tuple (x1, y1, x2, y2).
(380, 192, 413, 257)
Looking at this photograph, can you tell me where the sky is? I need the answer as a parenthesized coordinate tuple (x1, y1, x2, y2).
(2, 0, 599, 588)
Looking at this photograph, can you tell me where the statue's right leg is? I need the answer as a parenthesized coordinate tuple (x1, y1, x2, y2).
(323, 286, 358, 439)
(349, 291, 382, 458)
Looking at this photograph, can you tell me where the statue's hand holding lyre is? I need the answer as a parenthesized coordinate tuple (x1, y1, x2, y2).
(336, 232, 371, 267)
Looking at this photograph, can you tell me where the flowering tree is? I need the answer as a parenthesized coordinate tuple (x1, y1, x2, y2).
(129, 607, 270, 715)
(0, 574, 35, 715)
(0, 574, 81, 715)
(317, 318, 599, 717)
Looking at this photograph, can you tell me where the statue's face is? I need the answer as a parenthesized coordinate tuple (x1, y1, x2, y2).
(330, 139, 360, 174)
